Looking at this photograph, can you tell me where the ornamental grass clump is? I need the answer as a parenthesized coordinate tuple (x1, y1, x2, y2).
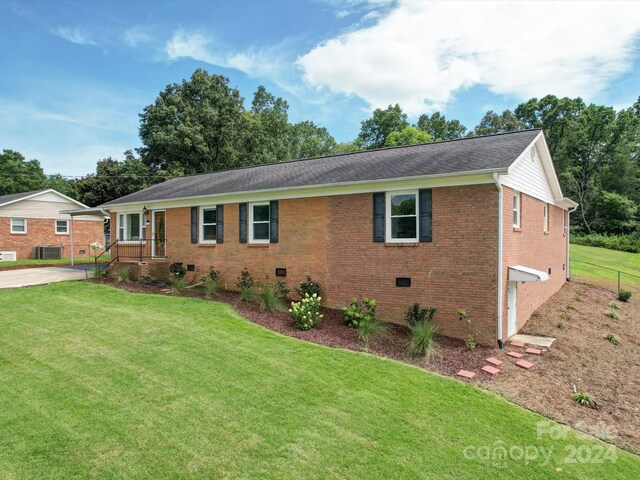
(290, 293, 323, 330)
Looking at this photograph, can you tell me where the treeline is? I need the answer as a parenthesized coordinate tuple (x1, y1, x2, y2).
(2, 68, 639, 237)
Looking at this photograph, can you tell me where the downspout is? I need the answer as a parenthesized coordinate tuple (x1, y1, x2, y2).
(493, 173, 504, 348)
(566, 205, 578, 280)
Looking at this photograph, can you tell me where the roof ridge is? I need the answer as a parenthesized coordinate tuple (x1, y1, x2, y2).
(167, 128, 543, 181)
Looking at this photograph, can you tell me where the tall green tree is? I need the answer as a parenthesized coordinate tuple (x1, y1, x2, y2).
(138, 69, 246, 175)
(288, 121, 337, 159)
(471, 110, 525, 136)
(0, 150, 47, 196)
(416, 112, 466, 140)
(45, 174, 77, 199)
(384, 126, 432, 147)
(357, 104, 409, 149)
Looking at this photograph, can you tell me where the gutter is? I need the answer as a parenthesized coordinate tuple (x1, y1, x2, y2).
(493, 173, 504, 348)
(566, 204, 579, 280)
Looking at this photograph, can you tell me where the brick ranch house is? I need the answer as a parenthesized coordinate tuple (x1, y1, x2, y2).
(0, 189, 106, 261)
(101, 129, 577, 346)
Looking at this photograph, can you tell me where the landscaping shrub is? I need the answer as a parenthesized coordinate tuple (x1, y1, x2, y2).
(571, 233, 640, 253)
(295, 276, 321, 299)
(208, 267, 220, 282)
(457, 308, 477, 350)
(169, 262, 186, 278)
(342, 298, 376, 328)
(608, 301, 619, 309)
(236, 268, 255, 301)
(259, 282, 287, 313)
(171, 276, 187, 293)
(556, 321, 565, 329)
(289, 293, 323, 330)
(406, 320, 438, 359)
(93, 266, 106, 279)
(605, 310, 619, 320)
(603, 333, 619, 345)
(405, 303, 437, 326)
(357, 316, 389, 350)
(115, 266, 131, 283)
(618, 289, 632, 302)
(203, 280, 219, 299)
(274, 280, 290, 300)
(571, 391, 597, 409)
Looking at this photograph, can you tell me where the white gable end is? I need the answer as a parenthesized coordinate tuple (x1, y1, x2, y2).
(501, 143, 555, 204)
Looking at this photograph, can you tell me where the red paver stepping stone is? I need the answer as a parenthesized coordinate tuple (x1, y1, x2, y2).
(481, 365, 501, 375)
(456, 370, 476, 379)
(516, 360, 534, 369)
(510, 340, 525, 347)
(507, 351, 524, 358)
(525, 348, 542, 355)
(485, 357, 503, 366)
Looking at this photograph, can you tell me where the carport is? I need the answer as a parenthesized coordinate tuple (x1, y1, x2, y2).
(60, 207, 110, 265)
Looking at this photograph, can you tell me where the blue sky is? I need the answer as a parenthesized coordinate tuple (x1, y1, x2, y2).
(1, 0, 640, 176)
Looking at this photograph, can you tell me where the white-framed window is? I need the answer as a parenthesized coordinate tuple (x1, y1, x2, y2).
(249, 202, 270, 243)
(55, 220, 69, 235)
(513, 191, 521, 228)
(10, 218, 27, 234)
(386, 191, 418, 242)
(199, 206, 217, 244)
(543, 203, 549, 233)
(117, 213, 146, 241)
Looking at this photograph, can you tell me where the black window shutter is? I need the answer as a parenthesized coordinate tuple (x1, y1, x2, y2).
(239, 203, 247, 243)
(270, 200, 279, 243)
(190, 207, 198, 244)
(373, 192, 385, 242)
(216, 205, 224, 244)
(419, 189, 433, 242)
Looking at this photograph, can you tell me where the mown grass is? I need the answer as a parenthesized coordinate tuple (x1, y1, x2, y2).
(0, 282, 638, 479)
(0, 255, 108, 268)
(571, 244, 640, 294)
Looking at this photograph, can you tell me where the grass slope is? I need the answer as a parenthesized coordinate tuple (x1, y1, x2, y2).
(0, 282, 638, 479)
(571, 244, 640, 293)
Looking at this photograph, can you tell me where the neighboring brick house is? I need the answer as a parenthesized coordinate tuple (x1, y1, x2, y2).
(101, 129, 577, 345)
(0, 189, 106, 260)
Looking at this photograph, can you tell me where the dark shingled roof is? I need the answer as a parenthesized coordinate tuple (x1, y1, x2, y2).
(0, 189, 48, 206)
(103, 129, 541, 206)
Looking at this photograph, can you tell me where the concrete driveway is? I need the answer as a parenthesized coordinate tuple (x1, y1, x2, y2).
(0, 267, 88, 289)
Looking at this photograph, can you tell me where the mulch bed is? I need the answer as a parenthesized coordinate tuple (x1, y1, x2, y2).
(89, 278, 640, 454)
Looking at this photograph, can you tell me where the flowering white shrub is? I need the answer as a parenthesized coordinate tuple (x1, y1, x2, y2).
(90, 241, 103, 251)
(289, 293, 323, 330)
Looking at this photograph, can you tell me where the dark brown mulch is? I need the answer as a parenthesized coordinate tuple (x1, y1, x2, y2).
(89, 278, 497, 383)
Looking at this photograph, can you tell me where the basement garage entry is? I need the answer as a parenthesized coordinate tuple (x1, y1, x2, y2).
(507, 265, 550, 337)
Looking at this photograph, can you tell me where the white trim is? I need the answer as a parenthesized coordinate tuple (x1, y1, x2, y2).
(493, 173, 503, 343)
(105, 171, 501, 212)
(249, 202, 270, 244)
(151, 210, 167, 258)
(543, 203, 549, 233)
(55, 219, 69, 235)
(199, 205, 217, 244)
(10, 217, 27, 234)
(385, 191, 419, 243)
(0, 189, 88, 209)
(512, 191, 521, 228)
(508, 265, 550, 282)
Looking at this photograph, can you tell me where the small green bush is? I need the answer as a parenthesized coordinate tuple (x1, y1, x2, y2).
(357, 316, 389, 350)
(236, 268, 255, 301)
(556, 321, 565, 329)
(259, 282, 286, 313)
(566, 303, 575, 310)
(575, 295, 583, 302)
(405, 303, 437, 326)
(290, 293, 323, 330)
(171, 276, 187, 293)
(464, 334, 477, 350)
(571, 233, 640, 253)
(169, 262, 186, 278)
(208, 267, 220, 282)
(274, 280, 290, 300)
(203, 279, 220, 299)
(342, 298, 377, 328)
(115, 266, 131, 283)
(571, 391, 597, 409)
(618, 290, 632, 302)
(406, 321, 438, 359)
(93, 266, 106, 279)
(603, 333, 619, 345)
(295, 276, 321, 299)
(608, 301, 619, 309)
(605, 310, 619, 320)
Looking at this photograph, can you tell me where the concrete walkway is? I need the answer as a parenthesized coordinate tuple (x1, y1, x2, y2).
(0, 267, 88, 289)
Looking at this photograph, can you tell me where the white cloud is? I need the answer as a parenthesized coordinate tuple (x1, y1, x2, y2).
(123, 25, 154, 47)
(297, 1, 640, 115)
(52, 26, 97, 46)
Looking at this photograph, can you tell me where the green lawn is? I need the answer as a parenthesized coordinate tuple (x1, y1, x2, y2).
(0, 282, 638, 479)
(570, 244, 640, 293)
(0, 256, 108, 269)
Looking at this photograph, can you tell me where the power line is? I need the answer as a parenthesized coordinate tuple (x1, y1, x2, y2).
(1, 173, 169, 179)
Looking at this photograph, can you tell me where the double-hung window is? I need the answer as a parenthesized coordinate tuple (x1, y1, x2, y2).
(543, 203, 549, 233)
(10, 218, 26, 234)
(386, 192, 418, 242)
(55, 220, 69, 234)
(250, 202, 270, 243)
(513, 191, 521, 228)
(117, 213, 145, 241)
(200, 206, 217, 243)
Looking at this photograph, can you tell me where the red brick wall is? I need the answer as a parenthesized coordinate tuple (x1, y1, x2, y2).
(0, 217, 104, 260)
(112, 184, 501, 344)
(501, 187, 567, 337)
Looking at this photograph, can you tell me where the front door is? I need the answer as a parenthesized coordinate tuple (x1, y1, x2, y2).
(152, 210, 166, 258)
(507, 281, 517, 337)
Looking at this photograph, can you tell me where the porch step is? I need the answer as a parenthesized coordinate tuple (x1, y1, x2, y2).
(510, 340, 525, 348)
(510, 334, 555, 348)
